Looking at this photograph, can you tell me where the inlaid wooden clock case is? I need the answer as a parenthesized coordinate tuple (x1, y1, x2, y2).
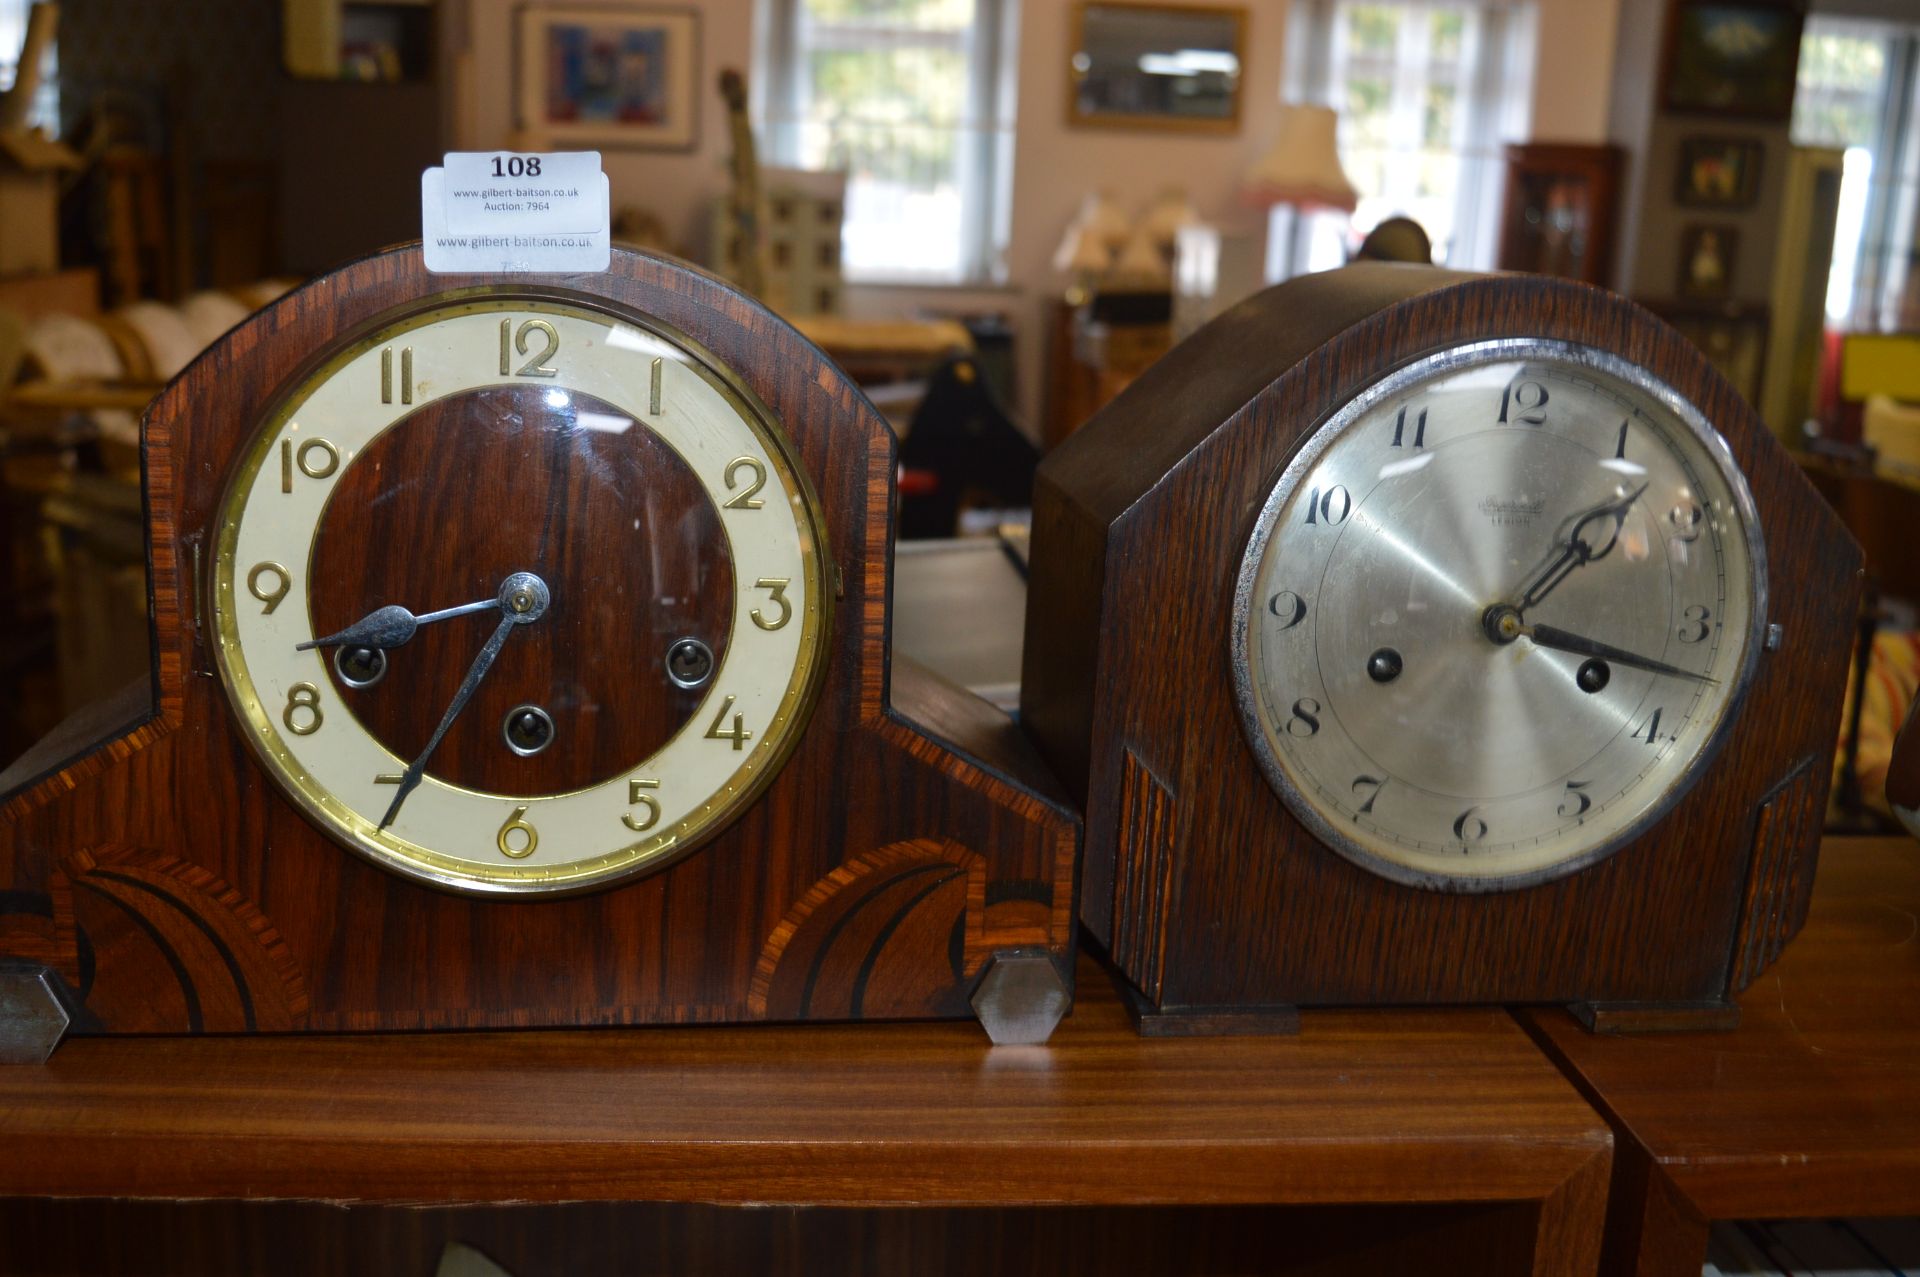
(0, 245, 1078, 1037)
(1022, 263, 1861, 1032)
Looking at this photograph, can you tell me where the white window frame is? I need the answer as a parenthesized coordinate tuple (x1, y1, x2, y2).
(0, 0, 58, 133)
(1277, 0, 1535, 277)
(760, 0, 1018, 285)
(1793, 14, 1920, 331)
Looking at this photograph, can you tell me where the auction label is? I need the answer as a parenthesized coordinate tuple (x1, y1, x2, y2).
(422, 152, 611, 274)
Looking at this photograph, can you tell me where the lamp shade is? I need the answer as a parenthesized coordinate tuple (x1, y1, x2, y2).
(1141, 187, 1200, 249)
(1053, 219, 1117, 275)
(1244, 104, 1359, 212)
(1053, 191, 1131, 274)
(1110, 223, 1173, 287)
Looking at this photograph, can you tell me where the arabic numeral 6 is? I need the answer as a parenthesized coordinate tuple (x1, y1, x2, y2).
(491, 155, 542, 178)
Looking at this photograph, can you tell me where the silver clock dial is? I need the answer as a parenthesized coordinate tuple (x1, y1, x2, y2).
(1233, 341, 1764, 890)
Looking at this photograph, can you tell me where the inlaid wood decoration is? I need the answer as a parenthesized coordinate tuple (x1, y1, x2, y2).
(0, 246, 1077, 1050)
(1023, 264, 1861, 1033)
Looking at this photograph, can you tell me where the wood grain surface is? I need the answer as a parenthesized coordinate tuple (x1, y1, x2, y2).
(0, 957, 1609, 1260)
(0, 1199, 1552, 1277)
(1023, 263, 1862, 1018)
(309, 383, 733, 795)
(0, 245, 1078, 1033)
(1522, 836, 1920, 1277)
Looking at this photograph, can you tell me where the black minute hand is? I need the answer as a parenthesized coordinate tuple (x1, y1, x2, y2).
(377, 572, 550, 831)
(1524, 623, 1717, 685)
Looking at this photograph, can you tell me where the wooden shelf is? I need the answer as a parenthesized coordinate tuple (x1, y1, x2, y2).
(0, 956, 1608, 1272)
(1522, 835, 1920, 1275)
(11, 839, 1916, 1276)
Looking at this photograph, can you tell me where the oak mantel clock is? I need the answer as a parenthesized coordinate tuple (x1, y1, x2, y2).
(1022, 263, 1860, 1034)
(0, 245, 1076, 1058)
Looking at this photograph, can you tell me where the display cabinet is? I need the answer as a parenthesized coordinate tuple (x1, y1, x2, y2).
(1497, 143, 1624, 286)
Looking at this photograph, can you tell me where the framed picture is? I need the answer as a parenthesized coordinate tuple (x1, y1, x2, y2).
(1662, 2, 1805, 120)
(1678, 223, 1740, 299)
(1676, 137, 1764, 207)
(516, 7, 700, 150)
(1068, 3, 1247, 133)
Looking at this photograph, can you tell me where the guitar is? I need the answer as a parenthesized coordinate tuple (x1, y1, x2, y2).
(717, 69, 768, 300)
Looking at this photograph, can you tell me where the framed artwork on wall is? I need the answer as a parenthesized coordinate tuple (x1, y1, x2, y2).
(1068, 3, 1247, 133)
(1678, 223, 1740, 298)
(1676, 137, 1765, 207)
(516, 6, 701, 150)
(1662, 1, 1805, 120)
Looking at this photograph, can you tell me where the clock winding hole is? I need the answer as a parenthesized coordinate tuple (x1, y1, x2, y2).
(334, 646, 388, 689)
(667, 637, 715, 690)
(502, 705, 556, 757)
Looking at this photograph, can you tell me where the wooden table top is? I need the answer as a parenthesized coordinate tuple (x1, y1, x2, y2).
(1523, 835, 1920, 1221)
(787, 315, 974, 361)
(0, 956, 1607, 1210)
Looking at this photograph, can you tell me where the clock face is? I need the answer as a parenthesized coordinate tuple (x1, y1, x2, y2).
(210, 294, 831, 896)
(1232, 340, 1765, 890)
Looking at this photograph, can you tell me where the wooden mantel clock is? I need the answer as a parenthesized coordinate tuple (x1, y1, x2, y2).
(1023, 263, 1861, 1034)
(0, 245, 1077, 1059)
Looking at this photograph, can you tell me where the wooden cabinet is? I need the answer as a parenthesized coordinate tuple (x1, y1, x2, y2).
(277, 2, 440, 273)
(1498, 143, 1624, 286)
(1042, 296, 1174, 449)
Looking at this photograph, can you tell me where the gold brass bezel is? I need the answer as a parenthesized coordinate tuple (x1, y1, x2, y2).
(209, 288, 834, 898)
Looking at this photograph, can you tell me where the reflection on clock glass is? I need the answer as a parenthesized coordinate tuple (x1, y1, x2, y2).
(209, 298, 830, 896)
(1236, 343, 1762, 890)
(307, 384, 736, 797)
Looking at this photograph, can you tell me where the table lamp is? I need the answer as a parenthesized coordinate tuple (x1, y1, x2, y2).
(1244, 103, 1359, 214)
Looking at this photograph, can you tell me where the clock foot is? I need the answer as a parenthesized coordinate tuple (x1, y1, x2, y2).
(1119, 983, 1302, 1037)
(970, 950, 1072, 1046)
(0, 962, 77, 1063)
(1566, 999, 1740, 1034)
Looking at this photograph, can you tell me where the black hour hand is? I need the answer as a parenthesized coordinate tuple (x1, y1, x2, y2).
(298, 598, 499, 651)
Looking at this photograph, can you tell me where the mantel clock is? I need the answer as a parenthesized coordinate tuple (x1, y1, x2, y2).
(1023, 263, 1860, 1033)
(0, 246, 1077, 1057)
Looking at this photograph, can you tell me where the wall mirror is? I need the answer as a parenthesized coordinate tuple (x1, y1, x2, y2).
(1069, 3, 1245, 132)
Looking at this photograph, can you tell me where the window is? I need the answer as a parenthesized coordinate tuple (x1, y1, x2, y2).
(1792, 16, 1920, 330)
(1279, 0, 1536, 276)
(0, 0, 58, 132)
(762, 0, 1016, 284)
